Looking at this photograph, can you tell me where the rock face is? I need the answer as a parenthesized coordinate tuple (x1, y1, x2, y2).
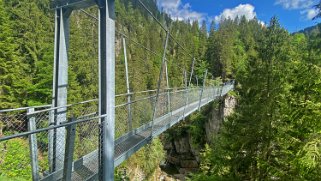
(224, 95, 237, 117)
(162, 95, 237, 179)
(174, 137, 190, 154)
(205, 105, 223, 143)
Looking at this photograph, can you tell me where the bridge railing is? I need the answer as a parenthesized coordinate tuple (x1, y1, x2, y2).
(0, 83, 234, 180)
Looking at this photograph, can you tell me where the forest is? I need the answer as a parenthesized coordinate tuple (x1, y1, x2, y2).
(1, 0, 321, 180)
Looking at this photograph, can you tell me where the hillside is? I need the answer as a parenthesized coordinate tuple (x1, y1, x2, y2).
(0, 0, 208, 180)
(297, 23, 321, 37)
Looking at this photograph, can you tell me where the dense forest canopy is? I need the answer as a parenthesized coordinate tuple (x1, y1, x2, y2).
(0, 0, 208, 179)
(192, 2, 321, 181)
(1, 0, 321, 180)
(0, 0, 209, 110)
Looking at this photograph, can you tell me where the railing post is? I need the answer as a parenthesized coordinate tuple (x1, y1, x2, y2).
(195, 75, 199, 103)
(189, 58, 195, 87)
(48, 110, 54, 173)
(63, 117, 76, 181)
(98, 0, 116, 180)
(52, 8, 71, 171)
(27, 108, 39, 181)
(196, 75, 199, 87)
(186, 58, 195, 112)
(165, 60, 171, 114)
(151, 30, 170, 137)
(220, 84, 224, 97)
(211, 75, 215, 100)
(212, 85, 215, 99)
(122, 37, 132, 132)
(198, 70, 208, 111)
(182, 70, 188, 120)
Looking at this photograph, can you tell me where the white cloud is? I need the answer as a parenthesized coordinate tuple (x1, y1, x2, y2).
(275, 0, 314, 9)
(275, 0, 319, 20)
(258, 20, 266, 27)
(301, 8, 319, 20)
(157, 0, 206, 22)
(214, 4, 258, 23)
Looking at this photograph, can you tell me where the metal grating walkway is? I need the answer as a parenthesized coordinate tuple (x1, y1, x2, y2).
(38, 86, 231, 181)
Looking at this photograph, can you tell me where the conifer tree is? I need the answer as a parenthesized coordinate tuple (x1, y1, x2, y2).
(0, 0, 25, 108)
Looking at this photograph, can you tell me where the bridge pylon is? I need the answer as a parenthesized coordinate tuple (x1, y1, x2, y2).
(50, 0, 116, 180)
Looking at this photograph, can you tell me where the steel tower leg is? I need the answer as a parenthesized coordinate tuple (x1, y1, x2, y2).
(98, 0, 116, 180)
(51, 8, 71, 172)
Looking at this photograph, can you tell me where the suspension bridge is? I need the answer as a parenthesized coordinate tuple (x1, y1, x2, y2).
(0, 0, 234, 180)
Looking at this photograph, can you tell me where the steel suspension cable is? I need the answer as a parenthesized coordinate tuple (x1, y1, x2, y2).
(79, 9, 194, 77)
(136, 0, 193, 59)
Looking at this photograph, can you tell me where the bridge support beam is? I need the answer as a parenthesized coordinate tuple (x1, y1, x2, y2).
(98, 0, 116, 180)
(189, 58, 195, 87)
(151, 31, 170, 137)
(198, 70, 208, 111)
(183, 58, 195, 120)
(183, 70, 188, 120)
(122, 37, 132, 132)
(51, 8, 71, 172)
(165, 61, 171, 114)
(196, 75, 199, 87)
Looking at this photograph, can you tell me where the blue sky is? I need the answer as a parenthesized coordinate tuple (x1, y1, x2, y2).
(157, 0, 321, 32)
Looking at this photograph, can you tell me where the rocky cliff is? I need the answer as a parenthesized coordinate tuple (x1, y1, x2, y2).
(161, 95, 236, 180)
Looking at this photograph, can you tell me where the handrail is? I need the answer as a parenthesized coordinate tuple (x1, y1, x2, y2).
(0, 87, 205, 115)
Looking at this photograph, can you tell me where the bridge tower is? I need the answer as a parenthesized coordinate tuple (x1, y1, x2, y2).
(50, 0, 116, 180)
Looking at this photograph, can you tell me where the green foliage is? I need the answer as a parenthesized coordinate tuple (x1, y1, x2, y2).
(1, 0, 320, 179)
(206, 16, 263, 80)
(188, 111, 208, 149)
(0, 176, 28, 181)
(0, 0, 207, 109)
(0, 0, 209, 178)
(3, 0, 54, 106)
(123, 138, 165, 180)
(227, 90, 237, 97)
(165, 102, 215, 151)
(0, 0, 24, 109)
(114, 169, 130, 181)
(198, 144, 212, 174)
(193, 16, 321, 181)
(0, 139, 32, 180)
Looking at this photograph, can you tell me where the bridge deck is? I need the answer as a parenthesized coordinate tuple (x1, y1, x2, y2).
(41, 94, 219, 181)
(0, 84, 233, 181)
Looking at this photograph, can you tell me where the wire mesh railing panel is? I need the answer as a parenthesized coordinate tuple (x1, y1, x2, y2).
(114, 92, 157, 140)
(154, 91, 170, 119)
(34, 111, 51, 130)
(0, 106, 50, 137)
(73, 120, 99, 160)
(0, 83, 234, 180)
(115, 104, 129, 139)
(188, 88, 201, 103)
(36, 130, 50, 176)
(71, 119, 100, 180)
(0, 110, 28, 137)
(131, 94, 155, 132)
(170, 89, 186, 112)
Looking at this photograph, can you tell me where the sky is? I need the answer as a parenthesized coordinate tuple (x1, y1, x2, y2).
(156, 0, 321, 32)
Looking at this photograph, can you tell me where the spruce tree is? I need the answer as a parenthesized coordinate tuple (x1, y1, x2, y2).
(0, 0, 25, 108)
